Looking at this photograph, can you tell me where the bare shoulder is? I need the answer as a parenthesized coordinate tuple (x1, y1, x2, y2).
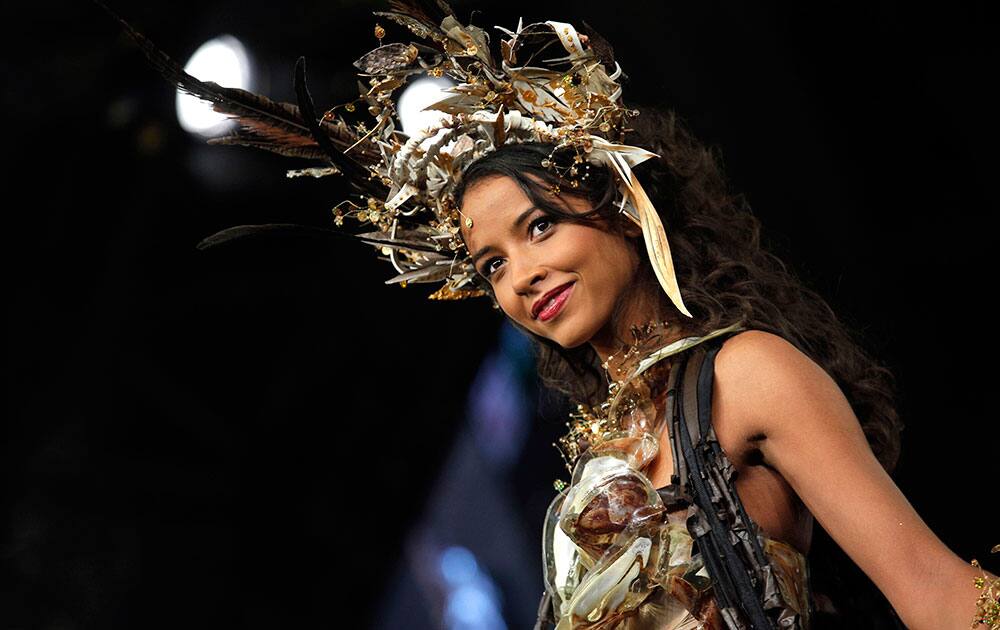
(712, 329, 974, 629)
(715, 329, 815, 374)
(711, 329, 847, 443)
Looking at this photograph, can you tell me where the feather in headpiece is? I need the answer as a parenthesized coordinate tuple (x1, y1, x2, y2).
(97, 0, 693, 315)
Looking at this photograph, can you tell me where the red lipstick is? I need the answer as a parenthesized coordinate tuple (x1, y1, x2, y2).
(534, 282, 575, 322)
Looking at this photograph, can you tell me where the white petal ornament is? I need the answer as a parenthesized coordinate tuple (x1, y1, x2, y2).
(590, 139, 693, 318)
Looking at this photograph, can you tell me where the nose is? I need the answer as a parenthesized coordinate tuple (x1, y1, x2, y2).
(511, 257, 547, 297)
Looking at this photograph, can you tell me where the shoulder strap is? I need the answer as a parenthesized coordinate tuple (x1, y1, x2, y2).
(533, 589, 556, 630)
(673, 335, 782, 630)
(663, 348, 687, 488)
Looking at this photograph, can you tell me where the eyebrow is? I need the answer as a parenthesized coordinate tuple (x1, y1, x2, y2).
(469, 205, 540, 267)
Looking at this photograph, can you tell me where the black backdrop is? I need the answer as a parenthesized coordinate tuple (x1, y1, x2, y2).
(5, 0, 997, 627)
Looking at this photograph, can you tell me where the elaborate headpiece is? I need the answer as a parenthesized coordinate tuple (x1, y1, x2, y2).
(102, 0, 692, 317)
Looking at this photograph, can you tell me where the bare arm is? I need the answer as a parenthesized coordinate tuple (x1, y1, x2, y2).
(714, 330, 995, 629)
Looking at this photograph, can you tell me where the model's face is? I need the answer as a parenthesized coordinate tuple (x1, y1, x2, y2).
(459, 174, 643, 349)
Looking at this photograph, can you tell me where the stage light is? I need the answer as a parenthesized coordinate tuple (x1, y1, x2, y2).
(176, 35, 252, 137)
(397, 76, 455, 137)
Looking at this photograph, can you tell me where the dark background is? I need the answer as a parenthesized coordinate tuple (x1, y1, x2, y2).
(4, 0, 996, 628)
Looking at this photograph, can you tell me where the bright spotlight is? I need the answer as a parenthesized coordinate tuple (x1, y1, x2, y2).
(397, 76, 455, 137)
(176, 35, 252, 137)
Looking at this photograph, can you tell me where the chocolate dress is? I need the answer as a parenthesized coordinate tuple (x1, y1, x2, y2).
(535, 322, 813, 629)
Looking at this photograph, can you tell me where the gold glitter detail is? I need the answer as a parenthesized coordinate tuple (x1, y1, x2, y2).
(202, 12, 666, 306)
(970, 545, 1000, 629)
(554, 320, 712, 474)
(428, 285, 487, 300)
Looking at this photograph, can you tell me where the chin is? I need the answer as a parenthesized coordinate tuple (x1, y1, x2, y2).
(535, 318, 594, 350)
(511, 306, 596, 349)
(553, 331, 590, 349)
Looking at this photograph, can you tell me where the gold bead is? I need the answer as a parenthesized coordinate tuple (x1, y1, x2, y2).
(464, 217, 473, 228)
(374, 24, 385, 40)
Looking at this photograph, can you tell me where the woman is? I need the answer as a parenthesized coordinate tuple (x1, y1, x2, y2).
(451, 124, 995, 629)
(104, 1, 997, 627)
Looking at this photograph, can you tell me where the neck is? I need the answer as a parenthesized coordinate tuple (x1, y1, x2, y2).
(588, 287, 684, 367)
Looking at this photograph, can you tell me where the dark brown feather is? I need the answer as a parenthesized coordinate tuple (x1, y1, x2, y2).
(196, 223, 444, 255)
(96, 1, 385, 195)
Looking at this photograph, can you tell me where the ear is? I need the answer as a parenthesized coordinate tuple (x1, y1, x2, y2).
(622, 217, 643, 239)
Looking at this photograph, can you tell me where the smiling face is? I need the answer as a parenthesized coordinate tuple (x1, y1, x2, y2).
(459, 174, 649, 353)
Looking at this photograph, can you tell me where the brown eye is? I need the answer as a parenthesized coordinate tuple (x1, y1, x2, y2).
(481, 257, 502, 277)
(479, 215, 556, 279)
(529, 216, 554, 237)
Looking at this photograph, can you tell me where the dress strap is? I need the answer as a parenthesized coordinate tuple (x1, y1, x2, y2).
(532, 589, 556, 630)
(664, 349, 687, 489)
(671, 333, 789, 630)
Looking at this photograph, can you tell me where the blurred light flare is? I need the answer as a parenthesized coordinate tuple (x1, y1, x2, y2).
(397, 76, 455, 137)
(176, 35, 252, 137)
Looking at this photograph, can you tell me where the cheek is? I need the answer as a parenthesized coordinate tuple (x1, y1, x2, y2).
(578, 231, 636, 281)
(494, 285, 528, 323)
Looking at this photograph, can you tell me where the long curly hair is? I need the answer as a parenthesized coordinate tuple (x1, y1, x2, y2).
(453, 104, 906, 627)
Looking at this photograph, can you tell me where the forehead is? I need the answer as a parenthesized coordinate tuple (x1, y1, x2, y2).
(459, 175, 531, 245)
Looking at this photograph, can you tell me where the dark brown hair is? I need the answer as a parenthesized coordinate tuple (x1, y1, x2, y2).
(453, 105, 905, 626)
(454, 106, 902, 473)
